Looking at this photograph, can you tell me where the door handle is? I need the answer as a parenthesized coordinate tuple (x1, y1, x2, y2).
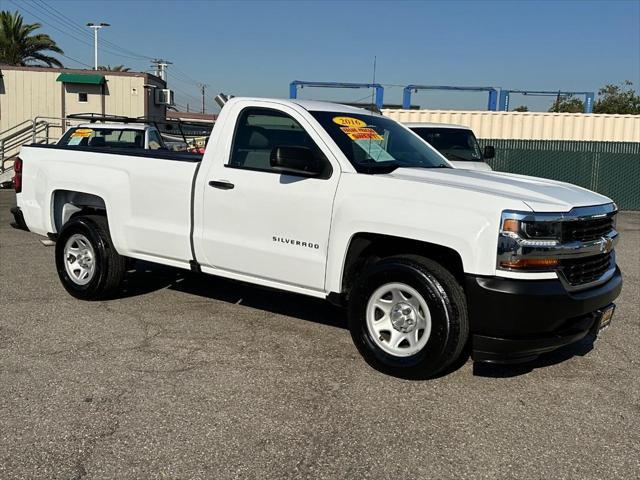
(209, 180, 235, 190)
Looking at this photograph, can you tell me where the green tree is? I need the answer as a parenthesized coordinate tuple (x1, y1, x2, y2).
(593, 81, 640, 114)
(513, 105, 529, 112)
(548, 95, 585, 113)
(0, 10, 63, 67)
(97, 65, 131, 72)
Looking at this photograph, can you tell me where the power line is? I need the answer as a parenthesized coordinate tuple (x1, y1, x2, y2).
(30, 0, 154, 61)
(166, 72, 215, 106)
(58, 52, 93, 69)
(17, 0, 150, 64)
(171, 66, 203, 86)
(48, 53, 93, 70)
(167, 82, 202, 105)
(18, 0, 213, 103)
(31, 0, 95, 38)
(171, 71, 200, 87)
(166, 71, 213, 96)
(29, 0, 210, 89)
(11, 0, 94, 48)
(13, 0, 139, 64)
(174, 90, 200, 104)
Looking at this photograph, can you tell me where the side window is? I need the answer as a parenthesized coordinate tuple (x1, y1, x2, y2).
(148, 130, 164, 150)
(59, 129, 145, 148)
(102, 130, 143, 148)
(228, 108, 330, 176)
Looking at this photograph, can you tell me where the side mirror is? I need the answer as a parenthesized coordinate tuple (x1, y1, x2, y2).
(483, 145, 495, 159)
(270, 146, 323, 177)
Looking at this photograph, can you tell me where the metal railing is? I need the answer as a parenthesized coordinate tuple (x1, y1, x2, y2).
(0, 113, 214, 178)
(0, 117, 67, 175)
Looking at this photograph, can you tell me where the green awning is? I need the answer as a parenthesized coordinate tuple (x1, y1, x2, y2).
(56, 73, 105, 85)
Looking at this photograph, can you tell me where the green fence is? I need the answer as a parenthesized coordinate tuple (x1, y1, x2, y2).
(479, 140, 640, 210)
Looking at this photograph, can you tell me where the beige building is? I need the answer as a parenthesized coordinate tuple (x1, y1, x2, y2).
(383, 109, 640, 142)
(0, 65, 169, 134)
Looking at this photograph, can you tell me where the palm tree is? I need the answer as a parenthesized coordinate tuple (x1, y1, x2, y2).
(97, 65, 131, 72)
(0, 10, 64, 68)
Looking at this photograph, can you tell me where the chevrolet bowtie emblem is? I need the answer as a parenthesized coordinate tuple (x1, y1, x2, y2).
(600, 236, 613, 253)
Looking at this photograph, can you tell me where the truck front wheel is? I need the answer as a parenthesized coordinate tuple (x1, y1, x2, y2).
(55, 214, 126, 300)
(348, 255, 469, 378)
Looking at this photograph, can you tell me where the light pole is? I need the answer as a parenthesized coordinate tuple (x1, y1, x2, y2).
(86, 22, 110, 70)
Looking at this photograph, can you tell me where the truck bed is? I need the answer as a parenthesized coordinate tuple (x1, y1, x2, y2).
(27, 143, 203, 163)
(18, 143, 202, 269)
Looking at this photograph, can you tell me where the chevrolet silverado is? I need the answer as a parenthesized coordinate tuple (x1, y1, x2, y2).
(11, 97, 622, 377)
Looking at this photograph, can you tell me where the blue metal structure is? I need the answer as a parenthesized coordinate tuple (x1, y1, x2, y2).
(289, 81, 385, 110)
(498, 90, 595, 113)
(402, 85, 499, 111)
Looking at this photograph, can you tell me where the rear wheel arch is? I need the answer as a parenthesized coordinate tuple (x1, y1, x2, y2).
(51, 190, 107, 233)
(340, 232, 465, 298)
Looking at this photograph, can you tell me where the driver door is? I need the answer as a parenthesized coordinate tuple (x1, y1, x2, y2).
(198, 103, 339, 292)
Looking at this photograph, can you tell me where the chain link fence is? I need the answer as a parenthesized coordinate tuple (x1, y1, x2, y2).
(480, 140, 640, 210)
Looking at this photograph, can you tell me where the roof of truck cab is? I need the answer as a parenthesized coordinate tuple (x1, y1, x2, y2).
(290, 99, 377, 114)
(404, 122, 470, 130)
(229, 97, 378, 115)
(75, 123, 150, 130)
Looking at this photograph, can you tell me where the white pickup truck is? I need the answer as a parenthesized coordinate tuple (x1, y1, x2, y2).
(405, 122, 493, 171)
(11, 97, 622, 377)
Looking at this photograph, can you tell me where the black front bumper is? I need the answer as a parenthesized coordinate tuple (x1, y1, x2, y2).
(10, 206, 29, 231)
(466, 268, 622, 363)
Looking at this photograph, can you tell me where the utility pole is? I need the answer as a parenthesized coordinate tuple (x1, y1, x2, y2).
(200, 84, 206, 114)
(150, 59, 172, 82)
(86, 22, 110, 70)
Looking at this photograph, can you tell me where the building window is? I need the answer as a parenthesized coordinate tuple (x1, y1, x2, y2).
(78, 92, 88, 103)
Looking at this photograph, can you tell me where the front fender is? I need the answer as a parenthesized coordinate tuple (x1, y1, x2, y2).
(325, 173, 528, 293)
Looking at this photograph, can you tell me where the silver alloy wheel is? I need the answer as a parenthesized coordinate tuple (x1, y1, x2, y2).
(63, 233, 96, 286)
(366, 282, 432, 357)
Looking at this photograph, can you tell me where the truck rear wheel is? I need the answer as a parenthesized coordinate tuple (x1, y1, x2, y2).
(55, 214, 126, 300)
(348, 255, 468, 378)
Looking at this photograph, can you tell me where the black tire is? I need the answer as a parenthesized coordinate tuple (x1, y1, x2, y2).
(55, 214, 126, 300)
(348, 255, 469, 378)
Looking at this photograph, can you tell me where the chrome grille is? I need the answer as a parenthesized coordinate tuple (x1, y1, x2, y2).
(561, 215, 615, 243)
(560, 252, 613, 287)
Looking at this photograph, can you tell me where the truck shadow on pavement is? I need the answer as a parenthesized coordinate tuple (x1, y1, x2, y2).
(117, 261, 597, 379)
(117, 260, 348, 330)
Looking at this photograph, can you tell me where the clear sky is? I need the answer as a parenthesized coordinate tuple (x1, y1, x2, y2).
(8, 0, 640, 112)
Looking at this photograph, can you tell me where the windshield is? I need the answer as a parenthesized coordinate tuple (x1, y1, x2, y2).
(410, 127, 483, 162)
(310, 111, 449, 173)
(58, 127, 145, 149)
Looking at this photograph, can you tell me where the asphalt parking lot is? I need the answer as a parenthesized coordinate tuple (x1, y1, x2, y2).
(0, 189, 638, 480)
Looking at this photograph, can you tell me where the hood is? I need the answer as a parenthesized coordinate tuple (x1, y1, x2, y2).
(386, 168, 612, 212)
(448, 160, 493, 172)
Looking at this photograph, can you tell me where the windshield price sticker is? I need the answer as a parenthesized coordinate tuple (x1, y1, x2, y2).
(340, 127, 384, 141)
(70, 129, 93, 138)
(332, 116, 367, 128)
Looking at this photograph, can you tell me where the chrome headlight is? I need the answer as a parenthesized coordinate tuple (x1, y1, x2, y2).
(498, 211, 561, 270)
(500, 213, 562, 245)
(497, 205, 619, 287)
